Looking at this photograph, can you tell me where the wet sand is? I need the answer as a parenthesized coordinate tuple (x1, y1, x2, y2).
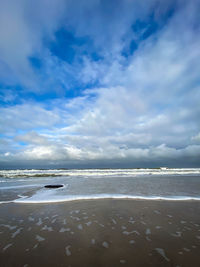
(0, 199, 200, 267)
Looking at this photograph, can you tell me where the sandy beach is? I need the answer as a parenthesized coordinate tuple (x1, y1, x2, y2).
(0, 199, 200, 267)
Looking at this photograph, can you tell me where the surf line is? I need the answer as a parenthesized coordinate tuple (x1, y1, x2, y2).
(0, 194, 29, 205)
(11, 194, 200, 204)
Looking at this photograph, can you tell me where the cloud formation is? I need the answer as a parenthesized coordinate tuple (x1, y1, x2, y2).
(0, 0, 200, 168)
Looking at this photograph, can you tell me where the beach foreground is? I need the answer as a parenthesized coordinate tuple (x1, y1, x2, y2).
(0, 199, 200, 267)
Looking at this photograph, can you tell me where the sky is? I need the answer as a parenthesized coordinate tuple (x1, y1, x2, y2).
(0, 0, 200, 169)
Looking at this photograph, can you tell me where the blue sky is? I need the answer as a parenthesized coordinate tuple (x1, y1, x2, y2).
(0, 0, 200, 168)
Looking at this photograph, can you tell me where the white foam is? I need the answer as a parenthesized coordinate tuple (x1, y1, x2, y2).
(91, 239, 95, 245)
(183, 248, 190, 252)
(1, 168, 200, 178)
(112, 219, 117, 225)
(155, 248, 170, 262)
(41, 225, 53, 232)
(0, 184, 40, 190)
(0, 224, 17, 230)
(71, 216, 80, 221)
(0, 200, 14, 204)
(171, 232, 182, 237)
(3, 243, 13, 251)
(65, 245, 71, 256)
(102, 241, 109, 248)
(11, 228, 23, 238)
(33, 243, 38, 249)
(85, 221, 92, 226)
(36, 218, 42, 226)
(0, 194, 28, 204)
(146, 228, 151, 235)
(74, 210, 80, 214)
(28, 216, 34, 222)
(167, 214, 173, 218)
(70, 210, 79, 214)
(12, 193, 200, 204)
(77, 224, 83, 230)
(154, 210, 161, 214)
(35, 235, 45, 242)
(155, 226, 162, 229)
(59, 227, 70, 232)
(123, 230, 140, 236)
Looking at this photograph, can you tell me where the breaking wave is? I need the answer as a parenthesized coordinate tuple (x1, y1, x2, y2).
(1, 168, 200, 179)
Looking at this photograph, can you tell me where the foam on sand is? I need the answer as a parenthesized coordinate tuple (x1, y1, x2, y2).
(102, 241, 109, 248)
(65, 245, 71, 256)
(35, 235, 45, 242)
(3, 243, 13, 251)
(12, 228, 23, 238)
(12, 193, 200, 204)
(155, 248, 170, 262)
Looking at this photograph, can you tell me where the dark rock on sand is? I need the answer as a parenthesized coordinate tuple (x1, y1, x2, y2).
(44, 184, 63, 189)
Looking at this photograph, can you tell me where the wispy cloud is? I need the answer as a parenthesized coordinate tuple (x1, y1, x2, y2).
(0, 0, 66, 88)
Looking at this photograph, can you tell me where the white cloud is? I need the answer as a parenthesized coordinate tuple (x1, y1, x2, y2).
(1, 141, 200, 167)
(0, 103, 68, 134)
(15, 131, 49, 146)
(191, 133, 200, 142)
(0, 0, 66, 88)
(0, 0, 200, 167)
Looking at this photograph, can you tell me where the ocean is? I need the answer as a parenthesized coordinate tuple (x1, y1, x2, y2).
(1, 168, 200, 267)
(1, 168, 200, 203)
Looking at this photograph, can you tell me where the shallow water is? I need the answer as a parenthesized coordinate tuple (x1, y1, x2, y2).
(0, 168, 200, 203)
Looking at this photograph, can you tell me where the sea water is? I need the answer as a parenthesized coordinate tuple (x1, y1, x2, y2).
(0, 168, 200, 203)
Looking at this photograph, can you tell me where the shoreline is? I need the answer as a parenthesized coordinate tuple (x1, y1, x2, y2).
(1, 194, 200, 205)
